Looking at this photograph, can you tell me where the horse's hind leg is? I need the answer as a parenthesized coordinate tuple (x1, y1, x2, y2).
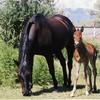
(66, 42, 74, 87)
(56, 52, 68, 87)
(90, 57, 97, 92)
(45, 55, 58, 89)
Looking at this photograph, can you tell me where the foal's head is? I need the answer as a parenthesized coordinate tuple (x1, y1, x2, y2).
(73, 26, 84, 45)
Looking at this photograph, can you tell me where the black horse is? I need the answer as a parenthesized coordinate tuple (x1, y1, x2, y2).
(16, 13, 75, 96)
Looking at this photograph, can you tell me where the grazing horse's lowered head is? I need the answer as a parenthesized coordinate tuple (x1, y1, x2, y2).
(15, 13, 75, 96)
(70, 26, 97, 97)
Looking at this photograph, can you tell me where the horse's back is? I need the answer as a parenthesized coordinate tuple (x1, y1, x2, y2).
(24, 14, 75, 54)
(46, 14, 75, 46)
(85, 43, 97, 56)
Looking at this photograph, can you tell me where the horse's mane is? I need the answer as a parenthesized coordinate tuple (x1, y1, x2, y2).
(18, 13, 48, 63)
(18, 16, 35, 64)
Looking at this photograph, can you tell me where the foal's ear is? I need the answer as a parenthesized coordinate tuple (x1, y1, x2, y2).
(13, 59, 19, 66)
(80, 26, 84, 32)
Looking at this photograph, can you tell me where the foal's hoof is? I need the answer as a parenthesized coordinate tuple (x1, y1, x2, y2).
(86, 91, 89, 96)
(70, 92, 74, 97)
(22, 91, 31, 96)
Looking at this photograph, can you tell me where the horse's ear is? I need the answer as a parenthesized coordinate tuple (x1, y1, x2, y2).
(80, 26, 84, 32)
(73, 26, 76, 32)
(13, 59, 19, 66)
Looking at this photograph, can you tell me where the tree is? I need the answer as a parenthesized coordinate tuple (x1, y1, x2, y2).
(94, 0, 100, 26)
(0, 0, 55, 47)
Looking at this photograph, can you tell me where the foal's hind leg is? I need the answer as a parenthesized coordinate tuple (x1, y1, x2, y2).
(90, 57, 97, 92)
(87, 65, 92, 92)
(56, 52, 68, 87)
(45, 55, 58, 89)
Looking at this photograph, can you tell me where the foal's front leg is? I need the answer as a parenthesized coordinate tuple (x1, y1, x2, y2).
(84, 63, 90, 96)
(70, 62, 80, 97)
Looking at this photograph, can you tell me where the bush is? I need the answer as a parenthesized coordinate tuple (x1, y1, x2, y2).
(0, 39, 18, 87)
(0, 38, 64, 87)
(33, 56, 63, 86)
(33, 56, 51, 86)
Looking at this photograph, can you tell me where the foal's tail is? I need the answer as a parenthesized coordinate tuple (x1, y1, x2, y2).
(94, 49, 98, 60)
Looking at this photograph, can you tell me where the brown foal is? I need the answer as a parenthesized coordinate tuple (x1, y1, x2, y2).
(70, 26, 97, 97)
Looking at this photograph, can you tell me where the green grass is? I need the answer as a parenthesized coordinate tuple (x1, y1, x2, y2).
(0, 59, 99, 99)
(0, 37, 100, 99)
(0, 77, 99, 99)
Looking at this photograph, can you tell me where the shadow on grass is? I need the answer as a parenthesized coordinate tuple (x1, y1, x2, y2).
(32, 85, 85, 96)
(93, 89, 100, 94)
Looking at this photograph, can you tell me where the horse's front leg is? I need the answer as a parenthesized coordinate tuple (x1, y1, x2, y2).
(21, 69, 32, 96)
(70, 62, 80, 97)
(21, 55, 33, 96)
(27, 54, 34, 95)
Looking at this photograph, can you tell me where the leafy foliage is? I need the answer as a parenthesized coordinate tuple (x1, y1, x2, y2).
(33, 56, 63, 86)
(0, 39, 18, 87)
(94, 0, 100, 26)
(0, 0, 55, 47)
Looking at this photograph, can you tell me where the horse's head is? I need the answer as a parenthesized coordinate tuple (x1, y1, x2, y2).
(73, 26, 84, 45)
(14, 59, 28, 93)
(14, 19, 35, 96)
(16, 14, 46, 96)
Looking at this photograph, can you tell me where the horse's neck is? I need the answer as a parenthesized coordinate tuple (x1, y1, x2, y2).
(76, 42, 88, 60)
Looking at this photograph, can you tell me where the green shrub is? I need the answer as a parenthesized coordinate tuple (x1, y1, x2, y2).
(33, 56, 51, 86)
(0, 38, 64, 87)
(33, 56, 63, 86)
(0, 39, 18, 87)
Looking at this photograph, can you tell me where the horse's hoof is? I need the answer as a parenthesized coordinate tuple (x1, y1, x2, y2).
(54, 82, 58, 89)
(92, 88, 97, 93)
(54, 85, 58, 90)
(63, 82, 68, 87)
(22, 91, 31, 96)
(29, 90, 32, 94)
(68, 80, 72, 88)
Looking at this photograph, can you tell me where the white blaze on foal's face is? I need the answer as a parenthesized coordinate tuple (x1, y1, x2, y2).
(73, 30, 82, 44)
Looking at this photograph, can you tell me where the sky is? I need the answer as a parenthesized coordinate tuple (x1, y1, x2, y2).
(0, 0, 97, 10)
(54, 0, 97, 10)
